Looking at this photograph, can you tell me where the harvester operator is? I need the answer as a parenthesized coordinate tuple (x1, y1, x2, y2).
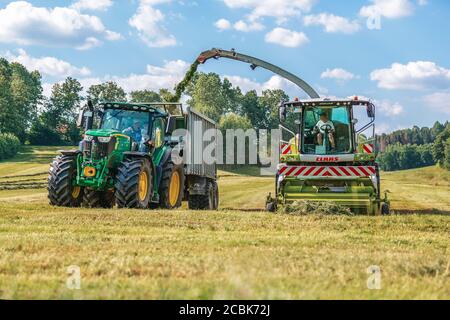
(314, 111, 336, 150)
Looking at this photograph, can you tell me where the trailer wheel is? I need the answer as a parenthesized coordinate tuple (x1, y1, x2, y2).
(212, 181, 219, 210)
(115, 159, 152, 209)
(188, 180, 214, 210)
(48, 155, 84, 207)
(159, 162, 184, 209)
(82, 189, 115, 208)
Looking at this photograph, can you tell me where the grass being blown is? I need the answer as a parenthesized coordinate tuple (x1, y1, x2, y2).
(282, 201, 353, 216)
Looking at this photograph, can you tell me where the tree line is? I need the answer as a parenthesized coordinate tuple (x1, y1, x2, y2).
(376, 122, 450, 171)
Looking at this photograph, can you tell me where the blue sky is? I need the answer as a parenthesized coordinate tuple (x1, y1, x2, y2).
(0, 0, 449, 133)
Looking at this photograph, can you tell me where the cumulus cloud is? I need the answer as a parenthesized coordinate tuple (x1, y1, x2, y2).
(4, 49, 91, 78)
(214, 18, 232, 31)
(376, 100, 404, 116)
(214, 18, 264, 32)
(129, 0, 177, 47)
(265, 28, 309, 48)
(222, 75, 303, 98)
(0, 1, 121, 50)
(370, 61, 450, 90)
(71, 0, 113, 11)
(43, 59, 190, 97)
(423, 92, 450, 115)
(321, 68, 357, 81)
(233, 20, 264, 32)
(222, 0, 315, 21)
(303, 13, 360, 34)
(359, 0, 415, 19)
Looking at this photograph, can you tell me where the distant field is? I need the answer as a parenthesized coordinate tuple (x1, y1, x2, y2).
(0, 146, 448, 299)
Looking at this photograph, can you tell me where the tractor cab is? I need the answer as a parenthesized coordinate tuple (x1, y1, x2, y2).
(278, 98, 376, 163)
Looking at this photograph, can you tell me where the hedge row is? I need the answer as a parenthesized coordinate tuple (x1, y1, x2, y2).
(0, 133, 20, 160)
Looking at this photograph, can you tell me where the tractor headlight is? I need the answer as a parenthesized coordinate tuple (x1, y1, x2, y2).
(84, 135, 94, 142)
(98, 136, 112, 143)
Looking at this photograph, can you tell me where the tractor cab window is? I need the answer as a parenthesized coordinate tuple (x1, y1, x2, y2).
(100, 109, 150, 144)
(302, 106, 352, 155)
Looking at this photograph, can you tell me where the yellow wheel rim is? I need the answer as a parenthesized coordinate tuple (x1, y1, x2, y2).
(138, 171, 148, 201)
(169, 171, 180, 207)
(71, 186, 81, 199)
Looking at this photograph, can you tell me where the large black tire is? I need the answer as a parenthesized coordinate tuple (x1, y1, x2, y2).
(212, 180, 219, 210)
(82, 189, 115, 208)
(188, 180, 216, 210)
(48, 155, 83, 207)
(115, 158, 152, 209)
(159, 162, 185, 209)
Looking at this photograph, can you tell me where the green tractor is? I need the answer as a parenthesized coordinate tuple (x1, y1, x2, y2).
(48, 101, 219, 210)
(266, 97, 390, 215)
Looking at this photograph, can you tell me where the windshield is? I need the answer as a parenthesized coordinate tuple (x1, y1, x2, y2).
(302, 106, 352, 155)
(100, 109, 151, 142)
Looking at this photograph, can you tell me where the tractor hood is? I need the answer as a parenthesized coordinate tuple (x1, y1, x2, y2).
(85, 129, 121, 137)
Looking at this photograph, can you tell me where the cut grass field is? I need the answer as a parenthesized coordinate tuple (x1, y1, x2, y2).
(0, 146, 449, 299)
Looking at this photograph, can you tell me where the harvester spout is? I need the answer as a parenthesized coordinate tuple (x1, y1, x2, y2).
(169, 48, 319, 102)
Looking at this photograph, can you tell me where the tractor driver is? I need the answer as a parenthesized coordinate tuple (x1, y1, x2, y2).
(314, 111, 336, 150)
(123, 120, 143, 144)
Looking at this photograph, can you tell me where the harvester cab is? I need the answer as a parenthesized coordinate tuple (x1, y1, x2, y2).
(269, 97, 390, 215)
(48, 101, 219, 211)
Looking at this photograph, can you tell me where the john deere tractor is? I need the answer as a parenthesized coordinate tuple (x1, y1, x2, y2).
(47, 101, 219, 210)
(266, 97, 390, 215)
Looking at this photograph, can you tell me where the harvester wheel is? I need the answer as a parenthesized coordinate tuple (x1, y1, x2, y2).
(188, 180, 215, 210)
(82, 189, 115, 208)
(48, 155, 83, 207)
(159, 162, 184, 209)
(381, 203, 390, 215)
(266, 202, 277, 212)
(115, 159, 152, 209)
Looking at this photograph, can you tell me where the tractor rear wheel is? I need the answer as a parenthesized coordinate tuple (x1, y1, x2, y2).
(159, 162, 184, 209)
(83, 189, 115, 208)
(188, 180, 217, 210)
(48, 154, 83, 207)
(115, 159, 152, 209)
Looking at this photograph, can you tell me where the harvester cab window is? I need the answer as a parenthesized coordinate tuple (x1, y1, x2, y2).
(302, 106, 352, 155)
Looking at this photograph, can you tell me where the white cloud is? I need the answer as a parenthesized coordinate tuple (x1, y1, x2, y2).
(371, 61, 450, 90)
(129, 1, 176, 47)
(0, 1, 121, 50)
(233, 20, 264, 32)
(214, 18, 232, 31)
(304, 13, 360, 34)
(222, 0, 315, 21)
(377, 100, 404, 116)
(265, 28, 309, 48)
(43, 59, 190, 97)
(360, 0, 415, 19)
(71, 0, 113, 11)
(321, 68, 357, 81)
(4, 49, 91, 78)
(423, 92, 450, 115)
(223, 75, 302, 98)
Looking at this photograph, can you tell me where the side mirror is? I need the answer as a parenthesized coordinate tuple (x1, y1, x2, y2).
(166, 116, 177, 135)
(352, 118, 359, 125)
(279, 104, 287, 123)
(76, 108, 86, 128)
(367, 104, 375, 118)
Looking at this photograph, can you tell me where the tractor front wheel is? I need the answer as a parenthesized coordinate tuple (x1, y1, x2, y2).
(115, 159, 152, 209)
(48, 155, 83, 207)
(83, 189, 115, 208)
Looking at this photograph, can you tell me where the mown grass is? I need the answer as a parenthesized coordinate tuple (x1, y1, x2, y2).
(0, 147, 448, 299)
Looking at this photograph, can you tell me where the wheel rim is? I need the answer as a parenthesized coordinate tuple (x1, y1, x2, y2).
(169, 171, 180, 207)
(71, 186, 81, 199)
(138, 171, 148, 201)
